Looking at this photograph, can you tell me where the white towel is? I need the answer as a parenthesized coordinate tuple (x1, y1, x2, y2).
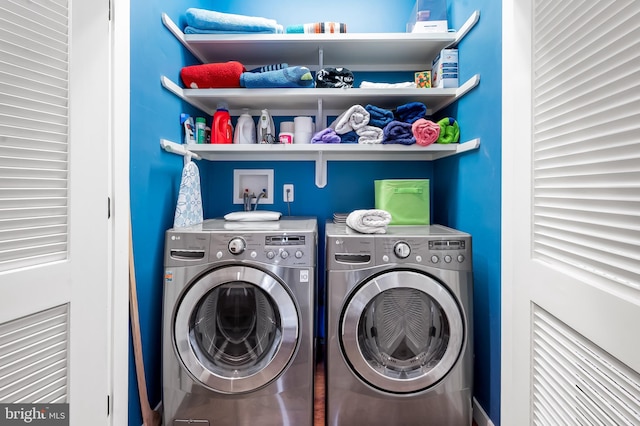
(356, 125, 384, 144)
(329, 104, 370, 134)
(173, 161, 203, 228)
(346, 209, 392, 234)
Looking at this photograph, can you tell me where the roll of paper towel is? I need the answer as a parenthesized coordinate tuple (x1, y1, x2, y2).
(294, 116, 315, 144)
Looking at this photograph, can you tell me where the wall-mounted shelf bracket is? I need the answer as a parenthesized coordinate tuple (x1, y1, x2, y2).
(160, 139, 201, 165)
(452, 10, 480, 48)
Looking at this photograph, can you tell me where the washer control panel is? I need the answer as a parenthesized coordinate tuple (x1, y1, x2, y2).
(212, 232, 315, 266)
(378, 237, 471, 271)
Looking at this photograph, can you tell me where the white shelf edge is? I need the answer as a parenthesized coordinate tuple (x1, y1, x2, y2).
(163, 139, 480, 187)
(451, 10, 481, 48)
(162, 13, 208, 63)
(161, 76, 214, 115)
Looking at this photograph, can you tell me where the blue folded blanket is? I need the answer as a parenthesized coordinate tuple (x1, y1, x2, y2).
(365, 104, 394, 128)
(383, 120, 416, 145)
(394, 101, 427, 124)
(240, 66, 314, 88)
(185, 8, 284, 34)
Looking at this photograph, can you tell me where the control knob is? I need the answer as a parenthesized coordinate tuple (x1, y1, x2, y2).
(228, 237, 246, 255)
(394, 242, 411, 259)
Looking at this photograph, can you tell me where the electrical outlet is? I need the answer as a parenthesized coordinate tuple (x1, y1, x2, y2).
(283, 184, 294, 202)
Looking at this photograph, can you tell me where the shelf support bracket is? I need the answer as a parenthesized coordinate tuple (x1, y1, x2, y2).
(317, 98, 324, 129)
(160, 139, 201, 165)
(318, 47, 324, 70)
(315, 151, 327, 188)
(161, 76, 212, 115)
(162, 13, 208, 63)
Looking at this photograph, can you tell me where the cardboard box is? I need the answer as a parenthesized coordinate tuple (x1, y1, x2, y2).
(414, 71, 432, 88)
(432, 48, 458, 88)
(406, 0, 449, 33)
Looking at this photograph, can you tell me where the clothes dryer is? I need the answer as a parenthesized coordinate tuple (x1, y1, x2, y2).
(325, 223, 473, 426)
(162, 217, 317, 426)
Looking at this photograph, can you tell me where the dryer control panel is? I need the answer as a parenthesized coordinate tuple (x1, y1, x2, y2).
(211, 232, 316, 267)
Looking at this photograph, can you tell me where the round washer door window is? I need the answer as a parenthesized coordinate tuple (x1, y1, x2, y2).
(174, 265, 298, 394)
(340, 270, 464, 393)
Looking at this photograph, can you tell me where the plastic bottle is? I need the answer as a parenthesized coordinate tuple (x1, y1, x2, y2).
(195, 117, 206, 144)
(212, 104, 233, 144)
(233, 109, 256, 144)
(256, 109, 275, 144)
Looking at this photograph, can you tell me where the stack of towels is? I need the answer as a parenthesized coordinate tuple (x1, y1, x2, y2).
(310, 101, 460, 146)
(346, 209, 392, 234)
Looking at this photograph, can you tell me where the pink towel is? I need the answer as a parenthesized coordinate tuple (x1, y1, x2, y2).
(412, 118, 441, 146)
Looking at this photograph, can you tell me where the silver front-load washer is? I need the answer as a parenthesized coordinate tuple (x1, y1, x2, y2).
(162, 217, 317, 426)
(325, 222, 473, 426)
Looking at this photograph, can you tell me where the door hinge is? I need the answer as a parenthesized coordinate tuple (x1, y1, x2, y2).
(107, 197, 111, 219)
(108, 0, 112, 21)
(107, 395, 110, 416)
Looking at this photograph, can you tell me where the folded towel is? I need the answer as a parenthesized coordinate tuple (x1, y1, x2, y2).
(329, 104, 370, 134)
(340, 131, 358, 144)
(240, 66, 314, 88)
(346, 209, 392, 234)
(356, 125, 384, 144)
(383, 120, 416, 145)
(185, 8, 283, 34)
(248, 63, 288, 73)
(173, 161, 203, 228)
(360, 81, 415, 88)
(412, 118, 441, 146)
(315, 67, 354, 88)
(180, 61, 246, 89)
(437, 117, 460, 144)
(365, 104, 394, 128)
(311, 128, 341, 144)
(394, 101, 427, 124)
(286, 22, 347, 33)
(184, 26, 283, 34)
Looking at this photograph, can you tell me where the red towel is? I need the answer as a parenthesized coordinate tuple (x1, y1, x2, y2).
(180, 61, 246, 89)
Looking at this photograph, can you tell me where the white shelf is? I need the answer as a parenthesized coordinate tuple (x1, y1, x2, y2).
(161, 11, 480, 71)
(161, 74, 480, 119)
(161, 139, 481, 188)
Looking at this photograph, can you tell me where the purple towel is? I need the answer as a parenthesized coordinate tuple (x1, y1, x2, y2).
(394, 102, 427, 124)
(382, 120, 416, 145)
(311, 128, 341, 144)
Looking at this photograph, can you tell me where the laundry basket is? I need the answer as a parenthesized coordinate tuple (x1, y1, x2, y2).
(374, 179, 430, 225)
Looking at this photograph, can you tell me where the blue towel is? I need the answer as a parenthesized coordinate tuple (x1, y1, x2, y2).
(185, 8, 284, 34)
(365, 104, 394, 128)
(383, 120, 416, 145)
(240, 66, 314, 88)
(394, 102, 427, 124)
(340, 131, 358, 144)
(248, 63, 289, 73)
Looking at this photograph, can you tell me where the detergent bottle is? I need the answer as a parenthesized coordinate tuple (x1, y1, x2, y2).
(256, 109, 275, 144)
(233, 109, 256, 144)
(212, 103, 233, 144)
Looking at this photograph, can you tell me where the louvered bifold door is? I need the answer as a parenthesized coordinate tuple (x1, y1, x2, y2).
(532, 0, 640, 292)
(0, 0, 70, 273)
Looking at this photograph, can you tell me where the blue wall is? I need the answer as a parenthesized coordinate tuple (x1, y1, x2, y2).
(129, 1, 501, 424)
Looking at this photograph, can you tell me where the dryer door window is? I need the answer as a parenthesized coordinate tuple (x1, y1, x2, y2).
(340, 270, 464, 393)
(174, 265, 298, 394)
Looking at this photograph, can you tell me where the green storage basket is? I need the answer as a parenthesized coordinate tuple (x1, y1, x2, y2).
(374, 179, 430, 225)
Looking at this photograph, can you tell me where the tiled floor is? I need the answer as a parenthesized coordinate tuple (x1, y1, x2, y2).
(313, 362, 478, 426)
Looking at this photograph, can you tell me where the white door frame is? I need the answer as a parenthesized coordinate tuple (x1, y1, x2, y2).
(109, 0, 130, 424)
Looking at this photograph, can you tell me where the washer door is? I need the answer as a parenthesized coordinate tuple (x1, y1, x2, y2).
(340, 270, 464, 393)
(174, 265, 298, 394)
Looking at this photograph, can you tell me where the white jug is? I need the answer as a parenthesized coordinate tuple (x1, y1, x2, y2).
(233, 109, 256, 144)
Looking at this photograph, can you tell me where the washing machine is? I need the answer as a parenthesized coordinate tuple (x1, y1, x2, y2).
(325, 222, 473, 426)
(162, 217, 317, 426)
